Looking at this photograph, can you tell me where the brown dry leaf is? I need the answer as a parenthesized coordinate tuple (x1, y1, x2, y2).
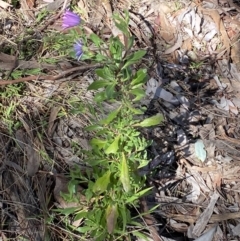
(164, 34, 182, 54)
(48, 106, 61, 137)
(19, 0, 35, 20)
(15, 128, 29, 150)
(192, 191, 219, 237)
(0, 52, 57, 70)
(189, 170, 211, 194)
(182, 38, 192, 50)
(26, 0, 34, 8)
(154, 2, 173, 14)
(199, 8, 230, 57)
(210, 171, 222, 189)
(102, 0, 112, 26)
(231, 34, 240, 71)
(46, 0, 65, 12)
(77, 0, 89, 21)
(18, 117, 34, 139)
(90, 0, 105, 28)
(26, 137, 43, 176)
(170, 220, 188, 232)
(185, 173, 201, 203)
(157, 10, 175, 44)
(140, 197, 162, 241)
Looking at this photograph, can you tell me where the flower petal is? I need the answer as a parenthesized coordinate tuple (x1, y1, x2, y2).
(73, 40, 83, 60)
(62, 10, 81, 29)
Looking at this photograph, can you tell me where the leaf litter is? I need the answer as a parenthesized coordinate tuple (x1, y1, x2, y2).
(1, 0, 240, 240)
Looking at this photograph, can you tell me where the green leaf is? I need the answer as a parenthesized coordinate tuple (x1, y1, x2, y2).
(134, 113, 164, 127)
(90, 138, 107, 149)
(130, 69, 147, 87)
(100, 106, 121, 125)
(106, 204, 118, 234)
(95, 53, 107, 62)
(54, 207, 79, 215)
(105, 135, 120, 154)
(109, 37, 124, 60)
(88, 80, 109, 91)
(129, 88, 146, 102)
(118, 206, 129, 231)
(90, 33, 103, 47)
(85, 124, 103, 131)
(126, 187, 152, 203)
(132, 231, 150, 240)
(94, 91, 107, 103)
(76, 225, 95, 233)
(119, 153, 130, 192)
(74, 210, 88, 221)
(113, 12, 129, 37)
(123, 50, 146, 69)
(137, 159, 149, 169)
(105, 83, 116, 99)
(95, 67, 114, 80)
(93, 171, 111, 194)
(129, 106, 145, 115)
(126, 36, 134, 50)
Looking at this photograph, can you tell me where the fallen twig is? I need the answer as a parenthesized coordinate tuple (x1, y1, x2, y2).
(0, 64, 103, 86)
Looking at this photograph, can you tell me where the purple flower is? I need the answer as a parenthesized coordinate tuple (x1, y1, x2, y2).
(62, 10, 81, 29)
(74, 40, 83, 60)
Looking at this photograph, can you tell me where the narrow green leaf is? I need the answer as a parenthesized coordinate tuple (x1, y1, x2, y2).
(76, 226, 94, 233)
(95, 53, 107, 62)
(74, 210, 88, 221)
(94, 91, 107, 103)
(113, 14, 129, 37)
(126, 36, 134, 50)
(95, 68, 114, 80)
(105, 135, 120, 154)
(90, 33, 103, 47)
(120, 153, 130, 192)
(123, 50, 146, 69)
(134, 113, 164, 127)
(118, 206, 129, 231)
(54, 207, 79, 215)
(129, 106, 145, 115)
(105, 83, 116, 99)
(126, 187, 152, 203)
(129, 88, 146, 102)
(106, 204, 118, 234)
(132, 231, 150, 240)
(90, 138, 107, 149)
(100, 106, 121, 125)
(95, 68, 106, 79)
(93, 171, 111, 194)
(85, 124, 103, 131)
(109, 37, 124, 60)
(88, 80, 109, 90)
(137, 159, 149, 169)
(130, 69, 147, 87)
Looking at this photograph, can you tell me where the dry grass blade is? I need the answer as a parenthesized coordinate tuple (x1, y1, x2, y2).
(1, 169, 44, 240)
(48, 106, 61, 137)
(26, 137, 43, 176)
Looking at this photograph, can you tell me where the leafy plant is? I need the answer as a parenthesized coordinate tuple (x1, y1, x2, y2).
(57, 10, 163, 240)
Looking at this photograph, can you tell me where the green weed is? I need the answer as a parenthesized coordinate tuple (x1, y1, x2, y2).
(55, 10, 163, 240)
